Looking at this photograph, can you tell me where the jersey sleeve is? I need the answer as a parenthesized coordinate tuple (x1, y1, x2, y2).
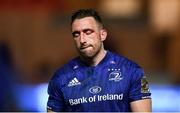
(47, 72, 65, 112)
(129, 66, 151, 102)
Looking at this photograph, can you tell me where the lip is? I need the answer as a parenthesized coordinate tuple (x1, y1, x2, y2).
(80, 46, 90, 50)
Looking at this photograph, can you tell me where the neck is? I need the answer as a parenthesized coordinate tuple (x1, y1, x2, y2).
(81, 47, 107, 66)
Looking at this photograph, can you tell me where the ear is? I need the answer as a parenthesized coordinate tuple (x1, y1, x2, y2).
(100, 29, 107, 41)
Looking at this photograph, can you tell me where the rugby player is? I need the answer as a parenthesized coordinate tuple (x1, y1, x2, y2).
(47, 9, 152, 112)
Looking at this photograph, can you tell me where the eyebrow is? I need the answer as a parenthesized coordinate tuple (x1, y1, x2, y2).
(72, 28, 94, 34)
(83, 28, 94, 33)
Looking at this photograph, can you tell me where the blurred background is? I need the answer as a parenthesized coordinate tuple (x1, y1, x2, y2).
(0, 0, 180, 112)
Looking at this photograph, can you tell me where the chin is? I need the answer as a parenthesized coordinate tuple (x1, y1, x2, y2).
(81, 53, 94, 58)
(80, 51, 95, 58)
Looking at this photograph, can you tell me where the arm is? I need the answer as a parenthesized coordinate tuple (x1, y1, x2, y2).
(130, 99, 152, 112)
(47, 109, 57, 113)
(47, 77, 65, 112)
(129, 65, 152, 112)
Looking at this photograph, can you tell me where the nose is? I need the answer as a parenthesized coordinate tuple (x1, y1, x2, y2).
(79, 33, 86, 44)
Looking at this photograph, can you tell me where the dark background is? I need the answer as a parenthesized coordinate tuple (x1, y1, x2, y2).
(0, 0, 180, 111)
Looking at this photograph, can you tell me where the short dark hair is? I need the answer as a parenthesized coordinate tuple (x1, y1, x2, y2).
(71, 9, 103, 27)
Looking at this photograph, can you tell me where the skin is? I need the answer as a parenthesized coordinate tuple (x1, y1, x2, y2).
(131, 99, 152, 112)
(71, 17, 107, 66)
(48, 16, 152, 112)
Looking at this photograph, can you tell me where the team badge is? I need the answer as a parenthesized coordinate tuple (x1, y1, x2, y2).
(109, 70, 123, 82)
(141, 76, 150, 93)
(89, 86, 101, 94)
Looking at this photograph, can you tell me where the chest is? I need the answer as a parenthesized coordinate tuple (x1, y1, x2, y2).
(61, 67, 131, 105)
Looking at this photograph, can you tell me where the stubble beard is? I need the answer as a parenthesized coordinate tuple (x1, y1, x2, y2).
(78, 44, 102, 60)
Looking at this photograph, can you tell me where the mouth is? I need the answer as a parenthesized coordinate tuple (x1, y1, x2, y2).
(80, 45, 91, 50)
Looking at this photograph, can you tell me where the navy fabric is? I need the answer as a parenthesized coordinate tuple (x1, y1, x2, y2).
(47, 51, 151, 112)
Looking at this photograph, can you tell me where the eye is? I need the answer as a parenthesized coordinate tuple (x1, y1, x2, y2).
(84, 29, 93, 35)
(72, 32, 80, 38)
(86, 30, 92, 35)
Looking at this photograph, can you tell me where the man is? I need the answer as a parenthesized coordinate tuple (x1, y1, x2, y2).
(47, 9, 152, 112)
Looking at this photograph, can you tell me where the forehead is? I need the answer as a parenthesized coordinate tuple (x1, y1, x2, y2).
(71, 17, 99, 31)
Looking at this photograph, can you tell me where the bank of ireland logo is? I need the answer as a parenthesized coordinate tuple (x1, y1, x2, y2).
(89, 86, 101, 94)
(109, 70, 123, 82)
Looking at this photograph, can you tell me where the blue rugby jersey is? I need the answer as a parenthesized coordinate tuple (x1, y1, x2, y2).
(47, 51, 151, 112)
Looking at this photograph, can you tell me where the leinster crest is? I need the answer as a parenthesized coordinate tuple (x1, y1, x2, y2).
(109, 70, 123, 82)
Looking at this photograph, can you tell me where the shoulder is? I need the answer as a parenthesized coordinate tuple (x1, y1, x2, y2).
(108, 51, 144, 79)
(109, 51, 143, 70)
(49, 57, 80, 84)
(109, 51, 145, 83)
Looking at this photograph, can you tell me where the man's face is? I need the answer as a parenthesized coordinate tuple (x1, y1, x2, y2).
(71, 17, 107, 58)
